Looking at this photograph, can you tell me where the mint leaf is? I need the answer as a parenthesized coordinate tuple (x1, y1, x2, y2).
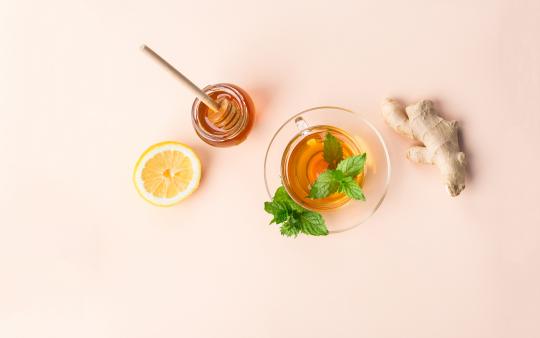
(273, 186, 305, 213)
(300, 212, 328, 236)
(280, 216, 301, 237)
(337, 153, 366, 177)
(339, 176, 366, 200)
(264, 186, 328, 237)
(309, 152, 367, 201)
(323, 133, 343, 169)
(273, 186, 290, 202)
(308, 170, 341, 199)
(264, 200, 281, 215)
(264, 200, 289, 224)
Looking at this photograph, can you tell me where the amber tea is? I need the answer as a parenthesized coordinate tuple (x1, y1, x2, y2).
(281, 125, 365, 211)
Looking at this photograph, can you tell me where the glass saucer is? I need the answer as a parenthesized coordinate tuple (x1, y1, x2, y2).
(264, 106, 391, 233)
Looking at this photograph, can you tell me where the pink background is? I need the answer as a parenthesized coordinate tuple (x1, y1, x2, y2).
(1, 0, 540, 337)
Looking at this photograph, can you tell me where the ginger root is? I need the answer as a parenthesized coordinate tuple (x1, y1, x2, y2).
(382, 98, 466, 196)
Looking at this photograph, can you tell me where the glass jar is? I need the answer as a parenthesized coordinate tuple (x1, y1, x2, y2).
(191, 83, 254, 147)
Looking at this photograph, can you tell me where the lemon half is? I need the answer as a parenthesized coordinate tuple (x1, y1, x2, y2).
(133, 141, 201, 206)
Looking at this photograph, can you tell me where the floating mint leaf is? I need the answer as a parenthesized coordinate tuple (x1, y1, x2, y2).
(308, 170, 341, 199)
(323, 133, 343, 169)
(337, 153, 366, 177)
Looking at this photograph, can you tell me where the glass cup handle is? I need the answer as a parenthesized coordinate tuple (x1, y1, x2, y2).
(294, 117, 310, 135)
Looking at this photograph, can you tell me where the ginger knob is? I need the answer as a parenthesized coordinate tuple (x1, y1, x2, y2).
(382, 98, 466, 196)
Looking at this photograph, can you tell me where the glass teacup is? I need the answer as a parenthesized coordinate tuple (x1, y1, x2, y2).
(264, 107, 391, 233)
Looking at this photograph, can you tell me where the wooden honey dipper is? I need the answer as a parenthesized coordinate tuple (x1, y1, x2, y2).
(207, 96, 241, 130)
(141, 44, 239, 130)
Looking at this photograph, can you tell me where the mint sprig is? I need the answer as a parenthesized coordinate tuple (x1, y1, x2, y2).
(308, 159, 366, 200)
(264, 186, 328, 237)
(309, 134, 367, 201)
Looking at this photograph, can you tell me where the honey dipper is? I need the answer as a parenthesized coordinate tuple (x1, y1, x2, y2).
(141, 44, 239, 130)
